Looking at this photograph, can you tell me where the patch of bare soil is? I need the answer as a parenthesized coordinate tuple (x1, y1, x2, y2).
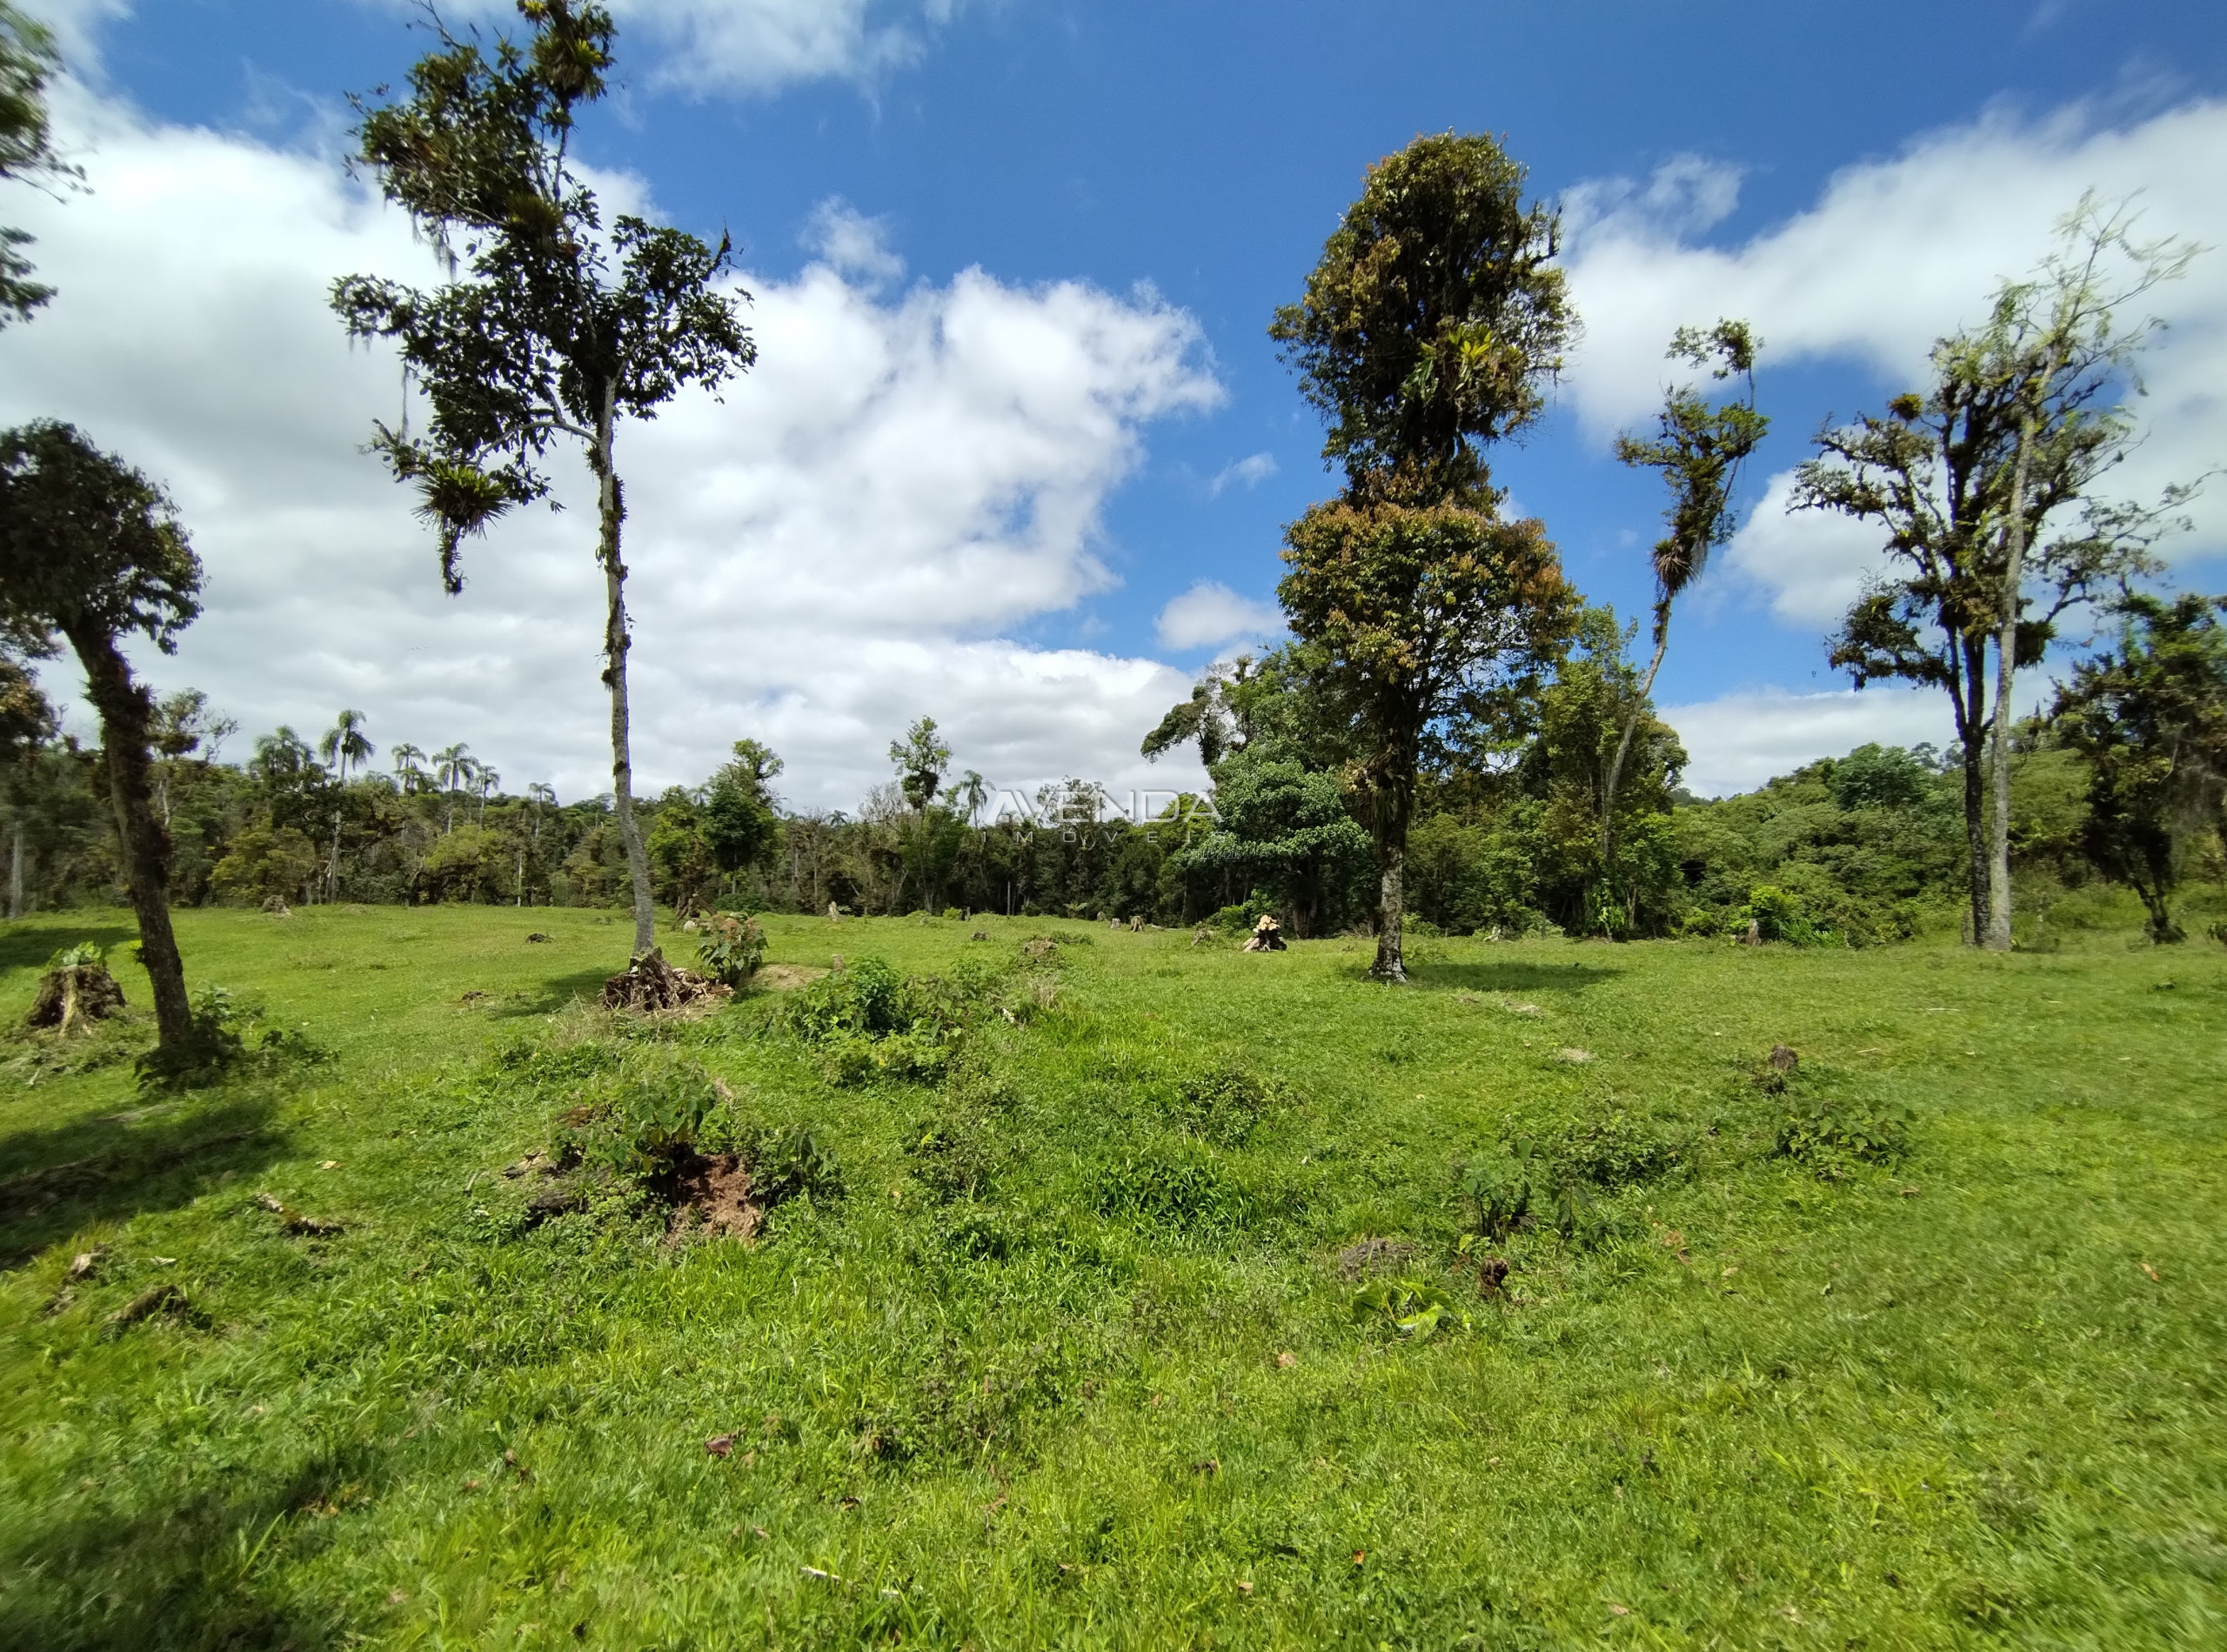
(752, 964, 828, 992)
(661, 1150, 762, 1242)
(600, 950, 732, 1013)
(1334, 1237, 1414, 1281)
(27, 964, 126, 1031)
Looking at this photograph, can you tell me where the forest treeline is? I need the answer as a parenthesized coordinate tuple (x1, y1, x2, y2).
(7, 599, 2213, 946)
(4, 2, 2226, 1074)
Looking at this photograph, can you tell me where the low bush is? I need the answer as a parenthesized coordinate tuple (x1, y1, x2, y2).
(694, 911, 766, 987)
(1094, 1146, 1250, 1235)
(1776, 1097, 1912, 1177)
(786, 955, 1013, 1085)
(1349, 1276, 1463, 1340)
(134, 984, 332, 1090)
(745, 1121, 845, 1205)
(1167, 1060, 1288, 1146)
(1461, 1114, 1686, 1246)
(588, 1061, 728, 1177)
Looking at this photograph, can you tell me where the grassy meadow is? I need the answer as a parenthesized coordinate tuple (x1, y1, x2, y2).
(2, 904, 2224, 1649)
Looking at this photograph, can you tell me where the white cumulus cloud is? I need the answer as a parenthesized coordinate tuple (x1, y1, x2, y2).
(801, 197, 905, 287)
(1662, 686, 1954, 799)
(1154, 582, 1283, 652)
(1207, 451, 1276, 497)
(416, 0, 960, 97)
(1562, 98, 2227, 624)
(0, 78, 1221, 813)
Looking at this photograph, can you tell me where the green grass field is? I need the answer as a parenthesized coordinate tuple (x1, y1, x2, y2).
(3, 905, 2224, 1649)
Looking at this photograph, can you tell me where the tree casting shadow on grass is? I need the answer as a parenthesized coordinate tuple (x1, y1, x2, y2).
(486, 965, 634, 1019)
(1384, 960, 1625, 994)
(0, 1090, 286, 1268)
(0, 1435, 388, 1652)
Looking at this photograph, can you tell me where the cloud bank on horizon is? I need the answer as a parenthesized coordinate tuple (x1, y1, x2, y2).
(4, 3, 2224, 807)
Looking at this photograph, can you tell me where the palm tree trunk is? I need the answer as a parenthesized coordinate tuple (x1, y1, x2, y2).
(7, 813, 23, 919)
(65, 623, 192, 1050)
(593, 384, 659, 959)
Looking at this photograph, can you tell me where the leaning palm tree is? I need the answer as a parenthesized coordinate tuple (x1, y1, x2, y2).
(319, 709, 374, 782)
(432, 742, 475, 833)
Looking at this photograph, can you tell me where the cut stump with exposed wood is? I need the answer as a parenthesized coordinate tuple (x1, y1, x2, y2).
(27, 964, 126, 1033)
(1241, 914, 1287, 953)
(600, 950, 732, 1013)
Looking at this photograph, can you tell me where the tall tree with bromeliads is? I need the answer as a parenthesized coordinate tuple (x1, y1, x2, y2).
(1604, 320, 1765, 933)
(1269, 132, 1578, 980)
(1795, 198, 2197, 948)
(331, 0, 756, 960)
(0, 422, 203, 1062)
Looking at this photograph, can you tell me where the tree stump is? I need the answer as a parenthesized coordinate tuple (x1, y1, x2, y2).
(1241, 915, 1287, 953)
(27, 963, 126, 1033)
(599, 950, 732, 1013)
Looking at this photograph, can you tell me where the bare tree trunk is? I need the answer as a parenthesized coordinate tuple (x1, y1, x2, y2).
(1601, 604, 1674, 929)
(67, 625, 192, 1050)
(1961, 725, 1989, 951)
(329, 811, 343, 904)
(1373, 842, 1406, 982)
(7, 814, 22, 919)
(592, 385, 659, 959)
(1986, 359, 2056, 953)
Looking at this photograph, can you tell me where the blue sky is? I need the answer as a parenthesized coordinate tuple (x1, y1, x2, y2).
(6, 0, 2226, 806)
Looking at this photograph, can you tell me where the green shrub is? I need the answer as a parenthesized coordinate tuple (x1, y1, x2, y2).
(694, 911, 766, 987)
(1745, 884, 1818, 944)
(135, 984, 333, 1089)
(1349, 1276, 1463, 1340)
(1095, 1147, 1249, 1234)
(1776, 1098, 1911, 1177)
(1461, 1114, 1683, 1246)
(1168, 1061, 1287, 1146)
(569, 1059, 727, 1177)
(786, 955, 1008, 1084)
(745, 1122, 844, 1205)
(907, 1116, 997, 1202)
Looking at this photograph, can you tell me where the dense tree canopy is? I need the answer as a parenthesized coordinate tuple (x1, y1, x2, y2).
(2052, 592, 2227, 942)
(1269, 132, 1572, 496)
(1280, 494, 1575, 977)
(0, 421, 203, 1050)
(0, 1, 77, 327)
